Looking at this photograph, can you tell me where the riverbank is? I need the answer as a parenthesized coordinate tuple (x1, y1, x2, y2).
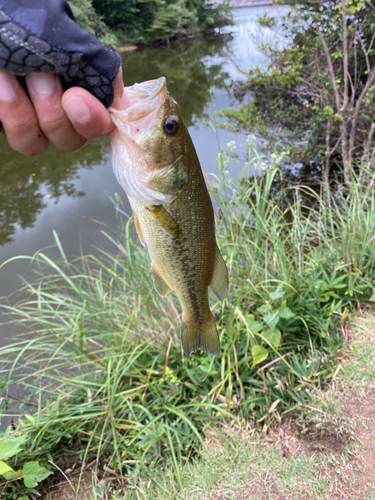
(1, 3, 374, 498)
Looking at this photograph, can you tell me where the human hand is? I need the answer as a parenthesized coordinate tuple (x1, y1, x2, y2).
(0, 68, 125, 156)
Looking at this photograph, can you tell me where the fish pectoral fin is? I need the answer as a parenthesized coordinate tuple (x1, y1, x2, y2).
(210, 245, 229, 301)
(146, 205, 180, 235)
(133, 211, 145, 247)
(181, 312, 220, 356)
(152, 266, 172, 297)
(147, 155, 188, 196)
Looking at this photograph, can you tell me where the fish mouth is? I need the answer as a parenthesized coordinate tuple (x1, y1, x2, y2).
(109, 77, 179, 205)
(110, 77, 167, 122)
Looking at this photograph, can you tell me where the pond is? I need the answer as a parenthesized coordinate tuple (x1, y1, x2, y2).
(0, 5, 286, 345)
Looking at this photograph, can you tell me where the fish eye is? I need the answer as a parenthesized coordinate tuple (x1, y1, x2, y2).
(163, 116, 179, 136)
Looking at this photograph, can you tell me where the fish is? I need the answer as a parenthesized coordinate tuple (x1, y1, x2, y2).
(109, 77, 228, 356)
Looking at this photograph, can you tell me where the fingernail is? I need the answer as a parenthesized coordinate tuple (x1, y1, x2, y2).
(0, 71, 17, 101)
(27, 72, 56, 96)
(64, 97, 91, 124)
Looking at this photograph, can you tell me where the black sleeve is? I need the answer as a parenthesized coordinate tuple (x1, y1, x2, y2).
(0, 0, 121, 107)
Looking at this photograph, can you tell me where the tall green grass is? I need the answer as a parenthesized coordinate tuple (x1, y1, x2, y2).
(0, 149, 375, 497)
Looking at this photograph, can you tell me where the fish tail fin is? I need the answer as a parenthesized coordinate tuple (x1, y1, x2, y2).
(181, 311, 220, 356)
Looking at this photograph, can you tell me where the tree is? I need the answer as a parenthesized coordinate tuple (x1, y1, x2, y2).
(221, 0, 375, 188)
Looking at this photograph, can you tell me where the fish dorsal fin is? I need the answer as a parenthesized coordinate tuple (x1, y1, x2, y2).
(146, 205, 180, 235)
(152, 266, 172, 297)
(210, 245, 229, 301)
(133, 212, 145, 246)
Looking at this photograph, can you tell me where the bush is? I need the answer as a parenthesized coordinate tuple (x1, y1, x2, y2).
(69, 0, 232, 47)
(69, 0, 120, 49)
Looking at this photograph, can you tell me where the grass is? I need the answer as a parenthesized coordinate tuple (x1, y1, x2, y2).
(108, 430, 340, 499)
(1, 146, 375, 498)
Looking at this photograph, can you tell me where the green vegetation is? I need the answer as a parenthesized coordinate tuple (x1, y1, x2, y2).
(100, 314, 375, 500)
(1, 2, 375, 496)
(0, 434, 51, 499)
(220, 0, 375, 187)
(68, 0, 232, 47)
(1, 144, 375, 497)
(69, 0, 120, 49)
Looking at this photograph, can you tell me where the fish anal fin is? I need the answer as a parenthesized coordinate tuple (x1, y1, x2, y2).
(210, 246, 229, 301)
(146, 205, 180, 236)
(181, 311, 220, 356)
(133, 212, 145, 247)
(152, 266, 172, 297)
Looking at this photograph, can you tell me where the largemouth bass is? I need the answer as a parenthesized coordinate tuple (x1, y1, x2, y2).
(109, 77, 228, 356)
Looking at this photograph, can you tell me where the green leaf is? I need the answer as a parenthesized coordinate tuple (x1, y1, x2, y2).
(263, 312, 280, 331)
(0, 460, 14, 476)
(278, 306, 295, 319)
(19, 497, 29, 500)
(252, 345, 268, 366)
(320, 398, 329, 409)
(269, 291, 285, 300)
(3, 468, 23, 481)
(23, 462, 52, 488)
(198, 365, 218, 375)
(247, 320, 263, 333)
(262, 329, 281, 348)
(0, 436, 27, 461)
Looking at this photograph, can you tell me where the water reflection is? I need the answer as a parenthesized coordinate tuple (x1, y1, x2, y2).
(121, 35, 232, 127)
(0, 35, 232, 247)
(0, 137, 106, 245)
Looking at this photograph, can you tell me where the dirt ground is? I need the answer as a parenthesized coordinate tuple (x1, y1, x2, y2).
(274, 388, 375, 499)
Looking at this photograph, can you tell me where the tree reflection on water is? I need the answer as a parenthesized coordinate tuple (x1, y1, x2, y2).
(121, 35, 232, 127)
(0, 34, 232, 246)
(0, 138, 107, 245)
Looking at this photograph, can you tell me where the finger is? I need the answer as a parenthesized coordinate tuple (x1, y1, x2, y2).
(62, 87, 114, 139)
(62, 68, 126, 139)
(26, 72, 87, 152)
(112, 68, 128, 110)
(0, 70, 49, 156)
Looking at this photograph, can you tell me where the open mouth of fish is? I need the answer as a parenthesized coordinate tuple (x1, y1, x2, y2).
(109, 77, 182, 205)
(110, 77, 167, 129)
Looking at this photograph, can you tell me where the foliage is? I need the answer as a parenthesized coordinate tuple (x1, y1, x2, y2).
(68, 0, 232, 47)
(68, 0, 120, 49)
(220, 0, 375, 187)
(0, 432, 51, 499)
(93, 0, 232, 45)
(1, 143, 375, 496)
